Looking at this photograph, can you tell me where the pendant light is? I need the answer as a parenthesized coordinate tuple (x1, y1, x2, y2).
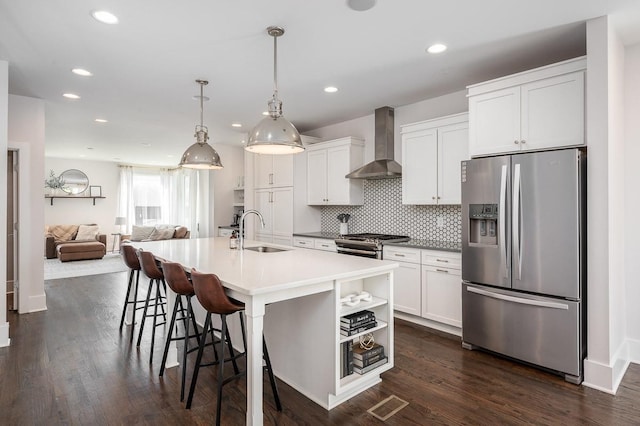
(246, 26, 304, 155)
(180, 79, 224, 169)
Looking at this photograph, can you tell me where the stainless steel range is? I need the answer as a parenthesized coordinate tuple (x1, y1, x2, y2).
(335, 233, 410, 259)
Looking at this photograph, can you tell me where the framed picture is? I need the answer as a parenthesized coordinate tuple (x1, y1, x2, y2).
(89, 185, 102, 197)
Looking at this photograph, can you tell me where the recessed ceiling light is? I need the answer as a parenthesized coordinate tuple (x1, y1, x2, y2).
(324, 86, 338, 93)
(346, 0, 377, 12)
(91, 10, 119, 24)
(79, 154, 87, 158)
(95, 118, 108, 123)
(63, 93, 80, 99)
(241, 140, 246, 144)
(262, 111, 269, 116)
(231, 123, 242, 128)
(141, 143, 151, 147)
(427, 43, 447, 54)
(72, 68, 93, 77)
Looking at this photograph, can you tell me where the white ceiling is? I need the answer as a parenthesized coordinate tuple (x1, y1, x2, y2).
(1, 0, 640, 167)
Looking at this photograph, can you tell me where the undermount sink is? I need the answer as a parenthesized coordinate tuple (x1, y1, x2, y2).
(244, 246, 289, 253)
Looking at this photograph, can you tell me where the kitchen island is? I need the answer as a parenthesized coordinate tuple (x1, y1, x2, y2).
(133, 237, 398, 426)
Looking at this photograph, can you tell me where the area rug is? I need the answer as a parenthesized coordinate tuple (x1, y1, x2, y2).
(44, 253, 128, 280)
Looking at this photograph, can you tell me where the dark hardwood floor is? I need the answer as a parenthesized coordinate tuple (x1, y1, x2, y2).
(1, 271, 639, 425)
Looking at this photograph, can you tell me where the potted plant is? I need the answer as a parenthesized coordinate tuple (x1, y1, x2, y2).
(44, 170, 65, 195)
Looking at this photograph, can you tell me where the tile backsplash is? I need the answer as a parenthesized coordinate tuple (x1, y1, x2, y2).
(321, 179, 461, 242)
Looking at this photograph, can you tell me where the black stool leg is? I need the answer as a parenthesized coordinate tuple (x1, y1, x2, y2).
(225, 321, 240, 375)
(149, 279, 161, 364)
(186, 313, 211, 409)
(129, 270, 140, 343)
(263, 336, 282, 411)
(119, 269, 135, 330)
(216, 314, 228, 426)
(136, 278, 154, 347)
(159, 294, 182, 376)
(180, 296, 196, 402)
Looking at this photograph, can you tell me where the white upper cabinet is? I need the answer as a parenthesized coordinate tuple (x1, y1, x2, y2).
(307, 137, 364, 205)
(401, 113, 469, 205)
(468, 57, 586, 157)
(254, 154, 294, 188)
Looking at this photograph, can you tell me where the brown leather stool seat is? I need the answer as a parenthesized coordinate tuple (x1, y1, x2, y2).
(159, 261, 202, 401)
(186, 269, 281, 426)
(136, 249, 167, 364)
(119, 245, 147, 340)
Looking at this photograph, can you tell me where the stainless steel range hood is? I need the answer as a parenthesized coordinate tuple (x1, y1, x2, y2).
(346, 106, 402, 179)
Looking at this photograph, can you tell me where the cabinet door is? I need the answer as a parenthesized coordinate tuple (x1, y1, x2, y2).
(422, 266, 462, 327)
(271, 187, 293, 237)
(255, 233, 272, 243)
(326, 145, 351, 204)
(469, 87, 521, 157)
(254, 154, 273, 189)
(402, 128, 438, 205)
(394, 261, 421, 316)
(254, 189, 274, 235)
(272, 155, 294, 187)
(520, 71, 584, 151)
(272, 235, 293, 246)
(437, 122, 469, 205)
(307, 149, 327, 205)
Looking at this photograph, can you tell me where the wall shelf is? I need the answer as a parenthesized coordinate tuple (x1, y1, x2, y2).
(44, 195, 106, 206)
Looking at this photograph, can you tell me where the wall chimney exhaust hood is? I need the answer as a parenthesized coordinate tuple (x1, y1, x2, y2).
(345, 106, 402, 179)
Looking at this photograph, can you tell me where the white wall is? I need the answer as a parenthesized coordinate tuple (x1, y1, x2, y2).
(8, 94, 46, 315)
(624, 43, 640, 359)
(44, 158, 120, 248)
(0, 61, 8, 346)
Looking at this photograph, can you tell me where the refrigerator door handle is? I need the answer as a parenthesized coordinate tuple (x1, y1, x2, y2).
(467, 286, 569, 310)
(499, 164, 508, 280)
(513, 163, 522, 280)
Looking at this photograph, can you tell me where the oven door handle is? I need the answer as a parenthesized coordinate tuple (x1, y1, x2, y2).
(337, 247, 378, 257)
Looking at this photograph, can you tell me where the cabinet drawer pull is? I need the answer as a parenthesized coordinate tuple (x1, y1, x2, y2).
(520, 139, 526, 144)
(435, 269, 449, 273)
(436, 259, 449, 263)
(514, 140, 519, 145)
(394, 253, 405, 257)
(269, 173, 273, 184)
(432, 196, 436, 200)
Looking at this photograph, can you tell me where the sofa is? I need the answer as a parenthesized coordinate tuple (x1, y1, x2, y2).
(45, 224, 107, 261)
(121, 224, 190, 243)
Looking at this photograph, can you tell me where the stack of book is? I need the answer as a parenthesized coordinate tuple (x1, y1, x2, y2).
(352, 342, 387, 374)
(340, 310, 377, 337)
(340, 340, 353, 378)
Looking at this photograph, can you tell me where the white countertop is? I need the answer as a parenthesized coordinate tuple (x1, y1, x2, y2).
(135, 237, 398, 297)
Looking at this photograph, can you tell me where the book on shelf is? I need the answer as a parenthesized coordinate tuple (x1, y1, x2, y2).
(341, 315, 377, 329)
(353, 352, 385, 368)
(352, 342, 385, 362)
(340, 320, 377, 337)
(340, 310, 375, 325)
(340, 340, 354, 378)
(353, 356, 388, 375)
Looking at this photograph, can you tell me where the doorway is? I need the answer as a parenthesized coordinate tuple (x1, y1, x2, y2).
(6, 149, 17, 311)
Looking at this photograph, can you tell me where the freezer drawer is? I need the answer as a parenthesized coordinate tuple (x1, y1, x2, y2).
(462, 283, 582, 379)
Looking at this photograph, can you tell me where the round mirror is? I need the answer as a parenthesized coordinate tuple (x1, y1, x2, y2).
(59, 169, 89, 195)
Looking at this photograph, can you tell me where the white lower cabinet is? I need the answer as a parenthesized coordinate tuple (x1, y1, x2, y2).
(383, 246, 462, 334)
(293, 236, 337, 252)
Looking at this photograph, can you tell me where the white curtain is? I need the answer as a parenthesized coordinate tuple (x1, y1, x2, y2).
(117, 166, 212, 238)
(116, 166, 135, 234)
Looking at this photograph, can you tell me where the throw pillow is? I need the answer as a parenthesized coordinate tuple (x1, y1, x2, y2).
(75, 224, 99, 241)
(131, 225, 155, 241)
(174, 226, 188, 239)
(49, 224, 79, 242)
(149, 227, 175, 240)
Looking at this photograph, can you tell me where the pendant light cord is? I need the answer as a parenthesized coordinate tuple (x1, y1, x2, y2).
(200, 81, 204, 127)
(272, 33, 279, 101)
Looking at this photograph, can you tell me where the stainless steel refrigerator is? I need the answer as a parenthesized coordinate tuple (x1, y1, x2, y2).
(461, 148, 586, 384)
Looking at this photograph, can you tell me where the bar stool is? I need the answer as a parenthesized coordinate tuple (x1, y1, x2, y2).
(119, 244, 146, 341)
(158, 261, 202, 401)
(136, 249, 168, 364)
(186, 269, 282, 425)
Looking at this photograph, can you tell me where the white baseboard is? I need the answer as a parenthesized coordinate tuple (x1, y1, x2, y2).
(394, 311, 461, 337)
(583, 339, 632, 394)
(28, 294, 47, 313)
(627, 338, 640, 363)
(0, 322, 9, 347)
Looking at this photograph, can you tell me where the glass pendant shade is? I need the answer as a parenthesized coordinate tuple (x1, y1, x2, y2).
(246, 26, 304, 155)
(180, 80, 223, 169)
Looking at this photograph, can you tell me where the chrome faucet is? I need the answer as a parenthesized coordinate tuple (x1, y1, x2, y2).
(239, 209, 265, 250)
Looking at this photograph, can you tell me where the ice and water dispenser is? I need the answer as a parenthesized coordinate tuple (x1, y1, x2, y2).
(468, 204, 498, 245)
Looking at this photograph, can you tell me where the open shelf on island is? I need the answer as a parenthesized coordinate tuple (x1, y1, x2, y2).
(339, 319, 387, 343)
(340, 296, 387, 317)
